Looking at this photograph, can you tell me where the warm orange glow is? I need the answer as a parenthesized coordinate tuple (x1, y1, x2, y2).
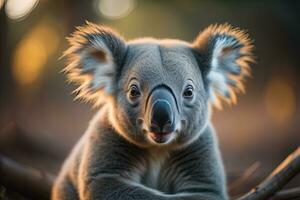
(33, 24, 60, 55)
(0, 0, 4, 10)
(12, 37, 47, 86)
(264, 76, 295, 125)
(12, 23, 60, 86)
(5, 0, 39, 20)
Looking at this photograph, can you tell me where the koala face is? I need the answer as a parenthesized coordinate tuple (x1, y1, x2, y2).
(110, 40, 210, 148)
(64, 22, 253, 148)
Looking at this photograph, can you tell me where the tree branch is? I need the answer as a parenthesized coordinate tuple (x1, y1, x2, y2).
(271, 186, 300, 200)
(236, 147, 300, 200)
(0, 155, 55, 200)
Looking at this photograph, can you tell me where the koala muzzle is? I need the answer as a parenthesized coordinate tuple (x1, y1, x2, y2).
(145, 86, 177, 137)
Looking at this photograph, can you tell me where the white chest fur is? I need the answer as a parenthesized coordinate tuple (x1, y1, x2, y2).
(140, 149, 170, 190)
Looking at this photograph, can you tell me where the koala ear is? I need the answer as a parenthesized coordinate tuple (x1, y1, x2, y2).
(192, 24, 254, 108)
(63, 22, 126, 105)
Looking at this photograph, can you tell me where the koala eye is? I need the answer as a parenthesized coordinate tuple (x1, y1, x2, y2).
(183, 85, 194, 99)
(129, 84, 141, 99)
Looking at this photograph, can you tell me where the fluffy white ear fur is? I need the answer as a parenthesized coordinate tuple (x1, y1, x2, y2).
(62, 22, 126, 106)
(193, 24, 254, 109)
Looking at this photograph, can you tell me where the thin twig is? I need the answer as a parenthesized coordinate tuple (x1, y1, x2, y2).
(236, 147, 300, 200)
(271, 186, 300, 200)
(229, 161, 261, 194)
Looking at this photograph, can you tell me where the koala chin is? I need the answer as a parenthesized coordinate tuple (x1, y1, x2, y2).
(52, 22, 254, 200)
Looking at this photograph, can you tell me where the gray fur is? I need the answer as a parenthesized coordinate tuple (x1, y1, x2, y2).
(52, 22, 254, 200)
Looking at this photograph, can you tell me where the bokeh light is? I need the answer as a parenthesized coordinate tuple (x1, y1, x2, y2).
(5, 0, 39, 20)
(96, 0, 136, 19)
(12, 23, 60, 86)
(264, 76, 296, 125)
(12, 37, 46, 86)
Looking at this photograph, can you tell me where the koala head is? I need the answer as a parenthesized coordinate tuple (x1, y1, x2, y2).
(64, 22, 254, 149)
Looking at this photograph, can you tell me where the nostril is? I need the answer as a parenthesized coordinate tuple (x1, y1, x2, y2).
(149, 122, 161, 133)
(162, 121, 175, 133)
(165, 119, 172, 126)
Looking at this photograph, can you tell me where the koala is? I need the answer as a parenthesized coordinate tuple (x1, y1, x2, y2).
(52, 22, 254, 200)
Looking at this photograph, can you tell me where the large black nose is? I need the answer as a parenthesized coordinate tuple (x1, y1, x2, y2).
(150, 100, 174, 133)
(146, 86, 177, 134)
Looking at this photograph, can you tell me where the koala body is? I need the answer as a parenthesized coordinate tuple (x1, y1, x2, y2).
(52, 22, 253, 200)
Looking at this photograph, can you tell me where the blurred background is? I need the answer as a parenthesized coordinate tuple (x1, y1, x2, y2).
(0, 0, 299, 197)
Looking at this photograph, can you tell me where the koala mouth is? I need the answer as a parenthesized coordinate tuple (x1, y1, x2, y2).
(148, 132, 173, 144)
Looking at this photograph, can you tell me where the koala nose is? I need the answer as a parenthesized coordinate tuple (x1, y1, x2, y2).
(146, 86, 177, 134)
(150, 100, 174, 133)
